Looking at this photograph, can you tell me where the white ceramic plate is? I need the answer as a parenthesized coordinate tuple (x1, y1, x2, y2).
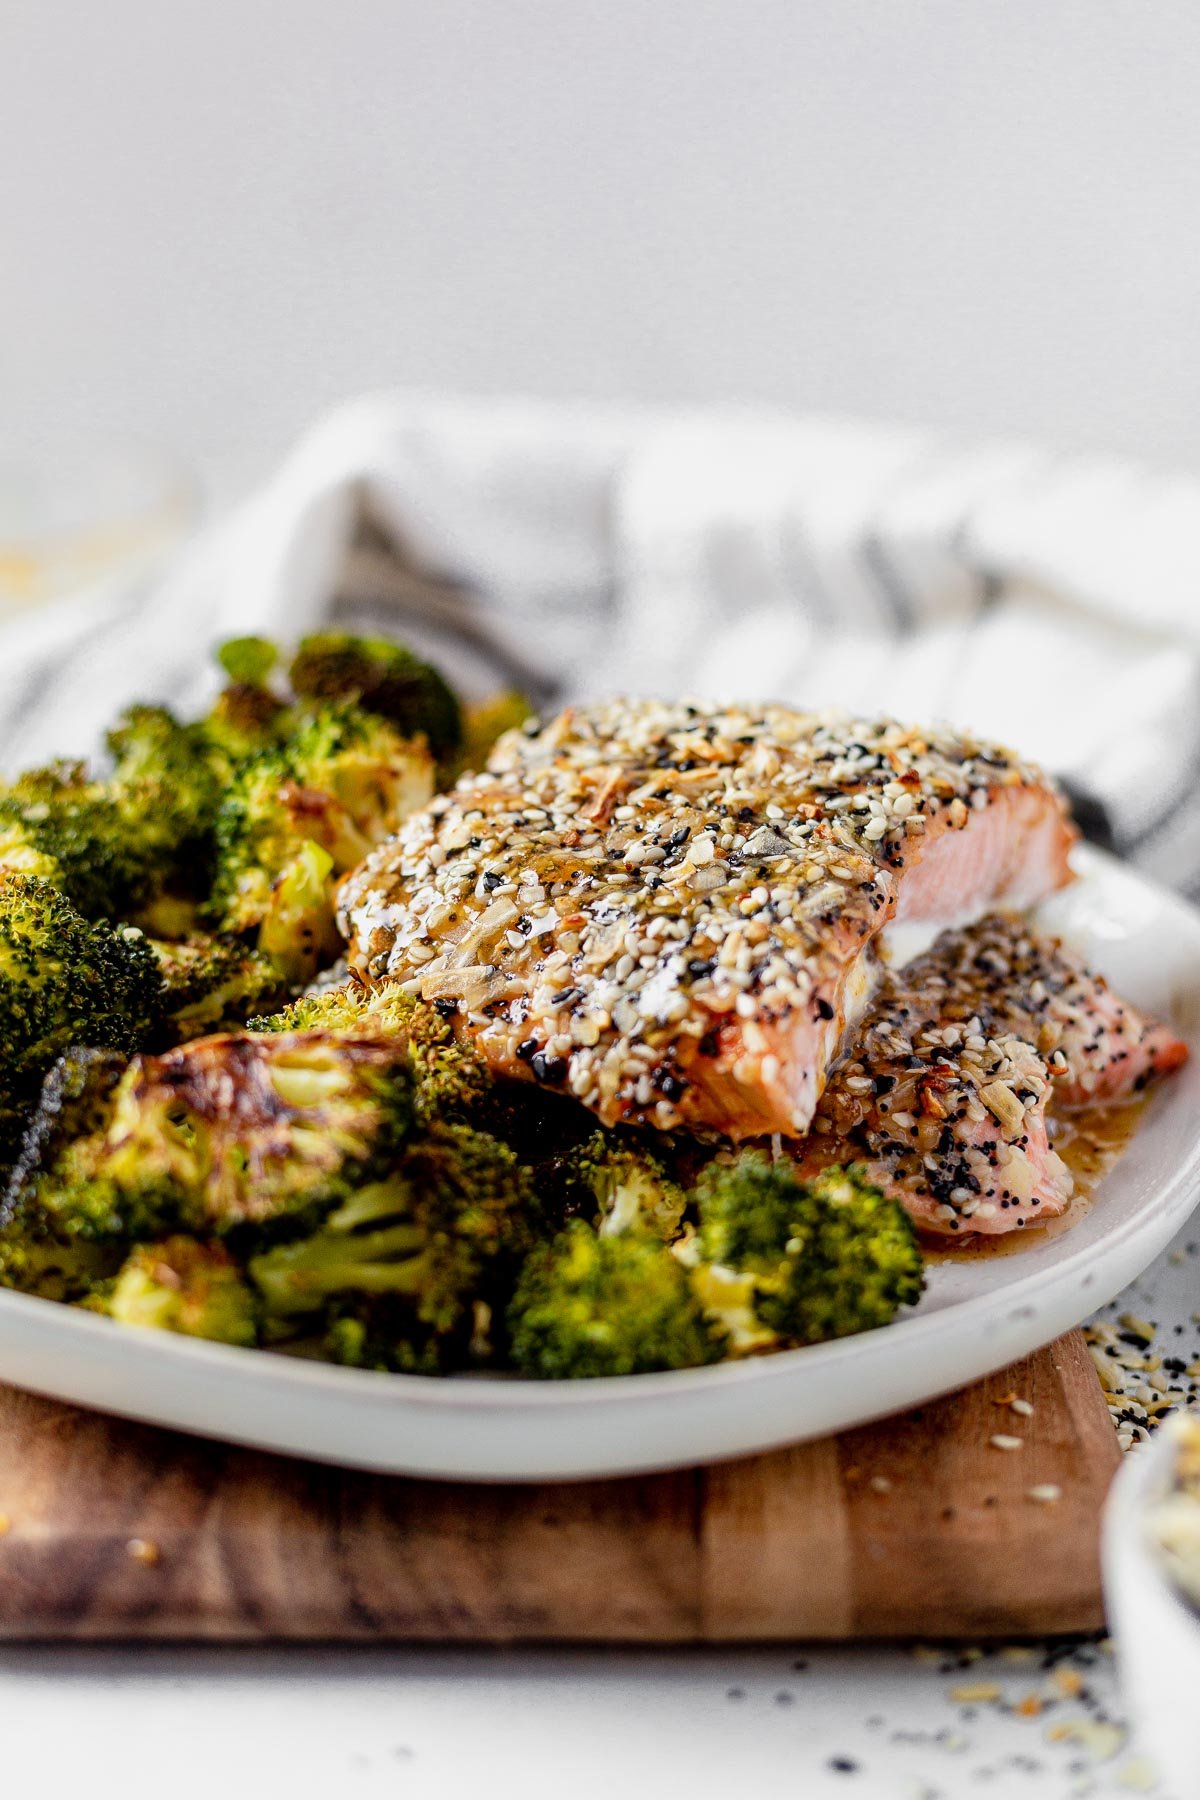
(0, 845, 1198, 1482)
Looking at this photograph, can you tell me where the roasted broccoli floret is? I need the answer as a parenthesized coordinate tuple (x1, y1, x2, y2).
(0, 702, 222, 923)
(507, 1221, 725, 1379)
(0, 875, 162, 1160)
(541, 1131, 688, 1240)
(16, 1029, 414, 1242)
(687, 1156, 924, 1353)
(202, 640, 289, 768)
(217, 636, 279, 688)
(149, 934, 287, 1042)
(289, 632, 463, 762)
(0, 1048, 130, 1298)
(250, 1120, 534, 1369)
(105, 1237, 259, 1345)
(208, 705, 433, 981)
(0, 763, 156, 920)
(106, 703, 221, 881)
(250, 982, 490, 1123)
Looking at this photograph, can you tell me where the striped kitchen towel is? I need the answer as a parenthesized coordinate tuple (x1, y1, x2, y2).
(2, 394, 1199, 891)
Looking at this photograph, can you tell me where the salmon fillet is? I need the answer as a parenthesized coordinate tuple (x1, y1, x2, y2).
(797, 914, 1186, 1236)
(339, 700, 1076, 1139)
(891, 913, 1189, 1107)
(797, 980, 1073, 1237)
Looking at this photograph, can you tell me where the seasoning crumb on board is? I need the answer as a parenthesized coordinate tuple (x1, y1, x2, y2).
(1026, 1484, 1062, 1504)
(1085, 1309, 1200, 1449)
(989, 1433, 1024, 1451)
(1044, 1717, 1125, 1761)
(949, 1681, 1001, 1703)
(0, 1513, 10, 1536)
(126, 1536, 160, 1565)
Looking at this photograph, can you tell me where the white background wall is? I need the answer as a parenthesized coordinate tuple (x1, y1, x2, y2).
(4, 0, 1200, 481)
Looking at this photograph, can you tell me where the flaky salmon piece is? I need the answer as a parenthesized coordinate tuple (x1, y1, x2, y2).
(892, 913, 1188, 1107)
(796, 914, 1187, 1236)
(339, 700, 1076, 1139)
(796, 997, 1074, 1238)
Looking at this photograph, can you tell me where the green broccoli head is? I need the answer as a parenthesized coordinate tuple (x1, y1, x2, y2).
(149, 933, 288, 1043)
(250, 981, 490, 1124)
(543, 1131, 688, 1241)
(691, 1155, 924, 1352)
(204, 638, 287, 760)
(249, 1120, 534, 1369)
(0, 874, 162, 1158)
(0, 702, 221, 924)
(282, 703, 435, 853)
(208, 705, 433, 981)
(105, 1236, 259, 1346)
(216, 637, 280, 688)
(288, 632, 463, 762)
(1, 1047, 130, 1298)
(507, 1221, 726, 1379)
(17, 1029, 414, 1242)
(0, 763, 159, 920)
(106, 704, 221, 870)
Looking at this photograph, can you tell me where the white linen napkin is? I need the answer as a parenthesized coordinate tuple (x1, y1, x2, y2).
(4, 392, 1199, 891)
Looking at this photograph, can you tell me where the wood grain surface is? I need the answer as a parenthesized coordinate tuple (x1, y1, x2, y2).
(0, 1330, 1119, 1642)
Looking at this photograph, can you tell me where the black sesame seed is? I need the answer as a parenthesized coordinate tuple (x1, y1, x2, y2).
(530, 1051, 567, 1084)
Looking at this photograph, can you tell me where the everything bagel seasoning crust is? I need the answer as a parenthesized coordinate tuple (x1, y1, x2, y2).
(338, 700, 1076, 1140)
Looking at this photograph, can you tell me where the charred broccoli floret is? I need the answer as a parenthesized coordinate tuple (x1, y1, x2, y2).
(208, 704, 433, 981)
(507, 1221, 725, 1379)
(105, 1237, 259, 1345)
(289, 632, 463, 762)
(687, 1156, 924, 1353)
(16, 1029, 414, 1242)
(202, 639, 289, 768)
(149, 934, 287, 1042)
(250, 982, 489, 1123)
(541, 1131, 688, 1240)
(0, 875, 162, 1159)
(0, 1048, 130, 1298)
(282, 703, 435, 854)
(250, 1120, 534, 1369)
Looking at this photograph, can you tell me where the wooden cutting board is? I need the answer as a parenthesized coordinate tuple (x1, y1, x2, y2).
(0, 1330, 1118, 1642)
